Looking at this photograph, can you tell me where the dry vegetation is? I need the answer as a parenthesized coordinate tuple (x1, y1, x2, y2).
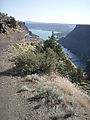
(7, 36, 90, 119)
(0, 13, 89, 119)
(20, 73, 90, 120)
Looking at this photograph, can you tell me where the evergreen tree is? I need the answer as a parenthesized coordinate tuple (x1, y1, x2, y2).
(10, 17, 16, 28)
(42, 48, 58, 73)
(76, 66, 84, 83)
(44, 32, 57, 50)
(70, 67, 84, 83)
(86, 59, 90, 80)
(70, 69, 77, 83)
(44, 32, 64, 58)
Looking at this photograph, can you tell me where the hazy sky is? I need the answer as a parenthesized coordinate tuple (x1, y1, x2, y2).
(0, 0, 90, 24)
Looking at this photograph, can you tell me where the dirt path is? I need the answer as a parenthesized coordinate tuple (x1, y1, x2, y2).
(0, 47, 49, 120)
(0, 49, 20, 120)
(0, 33, 47, 120)
(0, 37, 30, 120)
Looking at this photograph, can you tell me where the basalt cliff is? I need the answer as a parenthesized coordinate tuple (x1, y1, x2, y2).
(58, 25, 90, 63)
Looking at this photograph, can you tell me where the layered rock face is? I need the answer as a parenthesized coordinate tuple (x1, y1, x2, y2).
(58, 25, 90, 62)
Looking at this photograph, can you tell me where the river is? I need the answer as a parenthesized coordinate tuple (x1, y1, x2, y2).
(29, 29, 86, 69)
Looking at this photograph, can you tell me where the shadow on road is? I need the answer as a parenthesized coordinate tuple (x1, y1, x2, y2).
(0, 67, 20, 77)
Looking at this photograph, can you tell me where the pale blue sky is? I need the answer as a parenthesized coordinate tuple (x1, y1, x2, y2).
(0, 0, 90, 24)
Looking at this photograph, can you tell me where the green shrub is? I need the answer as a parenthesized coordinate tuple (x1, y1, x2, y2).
(25, 74, 41, 82)
(18, 85, 30, 92)
(55, 44, 65, 60)
(70, 69, 78, 83)
(57, 62, 67, 77)
(57, 58, 84, 84)
(15, 49, 41, 74)
(44, 32, 57, 51)
(35, 85, 61, 107)
(15, 47, 58, 75)
(32, 84, 75, 119)
(36, 42, 44, 53)
(10, 17, 16, 28)
(70, 67, 84, 83)
(9, 43, 20, 61)
(76, 67, 84, 83)
(12, 43, 19, 49)
(14, 32, 62, 75)
(14, 32, 84, 84)
(86, 59, 90, 80)
(41, 48, 58, 73)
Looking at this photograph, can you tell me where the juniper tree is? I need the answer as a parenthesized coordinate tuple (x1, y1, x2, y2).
(86, 59, 90, 80)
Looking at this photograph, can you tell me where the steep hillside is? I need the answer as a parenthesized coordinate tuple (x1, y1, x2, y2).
(58, 25, 90, 62)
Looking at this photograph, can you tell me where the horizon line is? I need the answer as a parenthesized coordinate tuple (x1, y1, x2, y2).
(25, 20, 90, 25)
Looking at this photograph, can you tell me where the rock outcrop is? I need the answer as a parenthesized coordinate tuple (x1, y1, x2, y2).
(58, 25, 90, 62)
(0, 13, 31, 42)
(0, 12, 42, 49)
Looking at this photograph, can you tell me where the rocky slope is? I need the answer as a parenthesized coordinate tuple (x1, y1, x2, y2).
(58, 25, 90, 63)
(0, 13, 43, 50)
(0, 15, 29, 41)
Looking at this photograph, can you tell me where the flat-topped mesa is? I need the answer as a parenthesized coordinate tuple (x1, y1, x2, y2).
(76, 24, 90, 29)
(58, 24, 90, 63)
(73, 25, 90, 35)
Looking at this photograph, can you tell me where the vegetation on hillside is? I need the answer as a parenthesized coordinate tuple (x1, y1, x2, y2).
(0, 12, 89, 120)
(86, 59, 90, 81)
(11, 32, 85, 85)
(0, 12, 16, 33)
(3, 21, 89, 119)
(31, 84, 77, 119)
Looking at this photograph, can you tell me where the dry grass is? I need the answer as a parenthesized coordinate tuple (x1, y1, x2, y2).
(41, 73, 90, 114)
(25, 74, 41, 83)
